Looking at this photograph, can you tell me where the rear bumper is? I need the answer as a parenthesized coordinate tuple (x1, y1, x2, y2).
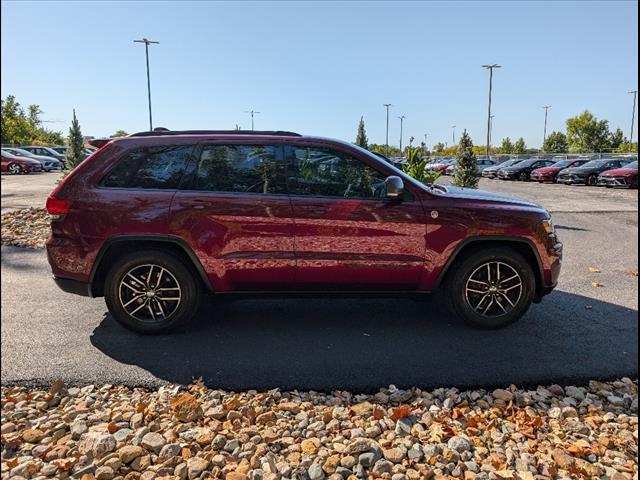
(53, 276, 92, 297)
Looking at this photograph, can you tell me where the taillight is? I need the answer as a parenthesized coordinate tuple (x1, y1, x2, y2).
(46, 196, 73, 220)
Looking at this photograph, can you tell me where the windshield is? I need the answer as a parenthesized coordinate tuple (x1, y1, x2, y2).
(499, 159, 520, 168)
(511, 159, 536, 167)
(624, 161, 638, 169)
(1, 150, 15, 158)
(551, 160, 570, 167)
(580, 160, 607, 169)
(8, 148, 34, 157)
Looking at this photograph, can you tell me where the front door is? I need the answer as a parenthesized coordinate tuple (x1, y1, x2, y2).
(169, 143, 295, 291)
(285, 144, 427, 290)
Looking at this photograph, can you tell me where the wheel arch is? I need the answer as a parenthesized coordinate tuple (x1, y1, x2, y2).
(435, 236, 544, 298)
(89, 235, 213, 297)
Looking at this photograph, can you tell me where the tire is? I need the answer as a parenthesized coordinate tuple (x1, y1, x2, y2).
(8, 163, 21, 174)
(443, 247, 536, 329)
(104, 249, 201, 334)
(586, 174, 597, 186)
(519, 171, 529, 181)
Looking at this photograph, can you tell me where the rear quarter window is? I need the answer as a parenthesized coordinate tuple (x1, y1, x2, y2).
(100, 145, 193, 189)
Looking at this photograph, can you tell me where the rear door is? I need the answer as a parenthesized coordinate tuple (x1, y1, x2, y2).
(285, 143, 427, 290)
(169, 143, 295, 291)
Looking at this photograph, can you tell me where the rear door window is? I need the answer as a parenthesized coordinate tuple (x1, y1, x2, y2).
(186, 144, 286, 194)
(101, 145, 193, 189)
(285, 145, 386, 199)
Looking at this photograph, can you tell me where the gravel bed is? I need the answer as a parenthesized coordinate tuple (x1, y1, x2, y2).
(1, 208, 50, 249)
(1, 380, 637, 480)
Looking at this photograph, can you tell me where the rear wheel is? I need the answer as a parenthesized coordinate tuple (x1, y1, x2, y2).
(444, 248, 536, 329)
(104, 250, 201, 334)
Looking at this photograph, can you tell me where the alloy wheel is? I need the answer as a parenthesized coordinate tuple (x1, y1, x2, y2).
(118, 264, 182, 322)
(464, 261, 523, 317)
(8, 163, 21, 174)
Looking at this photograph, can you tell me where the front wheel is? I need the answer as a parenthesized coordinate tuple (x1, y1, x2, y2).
(8, 163, 21, 174)
(104, 250, 201, 334)
(586, 174, 598, 186)
(443, 248, 536, 329)
(519, 172, 529, 181)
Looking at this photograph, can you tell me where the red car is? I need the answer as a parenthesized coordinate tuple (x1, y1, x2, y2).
(46, 130, 562, 333)
(530, 158, 589, 183)
(597, 160, 638, 188)
(1, 150, 43, 174)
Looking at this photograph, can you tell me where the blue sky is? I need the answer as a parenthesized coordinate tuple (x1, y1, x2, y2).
(1, 1, 638, 148)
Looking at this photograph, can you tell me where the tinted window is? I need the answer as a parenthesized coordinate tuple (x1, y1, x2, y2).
(101, 145, 192, 189)
(189, 144, 285, 194)
(286, 146, 386, 199)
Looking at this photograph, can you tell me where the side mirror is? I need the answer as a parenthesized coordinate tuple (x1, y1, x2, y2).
(385, 176, 404, 200)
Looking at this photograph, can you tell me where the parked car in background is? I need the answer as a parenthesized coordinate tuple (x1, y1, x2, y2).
(428, 158, 456, 172)
(556, 159, 631, 186)
(445, 159, 495, 176)
(51, 146, 67, 156)
(46, 129, 561, 333)
(597, 160, 638, 188)
(1, 150, 43, 174)
(481, 159, 522, 179)
(20, 145, 66, 167)
(530, 158, 590, 183)
(498, 159, 555, 181)
(2, 147, 62, 172)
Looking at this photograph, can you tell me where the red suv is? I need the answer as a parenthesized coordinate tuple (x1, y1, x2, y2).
(46, 130, 562, 333)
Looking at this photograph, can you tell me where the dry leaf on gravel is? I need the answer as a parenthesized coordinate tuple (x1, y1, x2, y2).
(588, 266, 601, 273)
(592, 281, 604, 287)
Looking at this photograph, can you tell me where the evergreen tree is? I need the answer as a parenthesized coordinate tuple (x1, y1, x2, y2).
(355, 116, 368, 149)
(501, 137, 514, 154)
(65, 109, 84, 171)
(514, 137, 527, 154)
(452, 130, 478, 189)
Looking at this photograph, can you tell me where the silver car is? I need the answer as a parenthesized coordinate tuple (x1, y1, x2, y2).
(1, 148, 62, 172)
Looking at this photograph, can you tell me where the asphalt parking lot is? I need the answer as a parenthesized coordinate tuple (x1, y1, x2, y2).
(1, 172, 638, 390)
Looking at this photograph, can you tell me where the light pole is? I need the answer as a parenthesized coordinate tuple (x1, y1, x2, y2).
(452, 125, 456, 145)
(133, 38, 160, 131)
(383, 104, 392, 156)
(489, 115, 494, 150)
(244, 110, 260, 130)
(424, 133, 428, 155)
(397, 115, 406, 154)
(629, 90, 638, 152)
(542, 105, 551, 151)
(482, 64, 501, 159)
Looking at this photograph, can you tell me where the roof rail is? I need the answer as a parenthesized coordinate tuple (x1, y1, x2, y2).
(129, 129, 302, 137)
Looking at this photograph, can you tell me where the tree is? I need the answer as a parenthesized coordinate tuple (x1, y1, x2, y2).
(1, 94, 64, 145)
(355, 116, 368, 149)
(432, 142, 446, 154)
(369, 143, 401, 157)
(543, 131, 568, 153)
(111, 130, 129, 138)
(609, 128, 625, 150)
(500, 137, 514, 154)
(514, 137, 527, 154)
(65, 109, 84, 171)
(566, 110, 612, 153)
(452, 130, 478, 189)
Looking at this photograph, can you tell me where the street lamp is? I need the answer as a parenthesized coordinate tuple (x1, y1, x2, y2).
(452, 125, 456, 145)
(133, 38, 160, 131)
(629, 91, 638, 152)
(482, 64, 501, 159)
(542, 105, 551, 151)
(489, 115, 495, 150)
(244, 110, 260, 130)
(383, 104, 392, 156)
(397, 115, 406, 153)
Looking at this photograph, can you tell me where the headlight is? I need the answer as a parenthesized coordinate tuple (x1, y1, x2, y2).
(542, 218, 555, 235)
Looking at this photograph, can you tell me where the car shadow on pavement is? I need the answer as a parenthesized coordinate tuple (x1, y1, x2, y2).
(90, 291, 638, 392)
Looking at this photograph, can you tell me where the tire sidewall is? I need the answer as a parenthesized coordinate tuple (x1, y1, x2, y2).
(104, 250, 200, 334)
(446, 248, 535, 329)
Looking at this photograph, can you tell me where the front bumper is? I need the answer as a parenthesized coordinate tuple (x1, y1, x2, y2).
(531, 173, 553, 182)
(597, 176, 634, 187)
(497, 172, 518, 180)
(557, 175, 585, 185)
